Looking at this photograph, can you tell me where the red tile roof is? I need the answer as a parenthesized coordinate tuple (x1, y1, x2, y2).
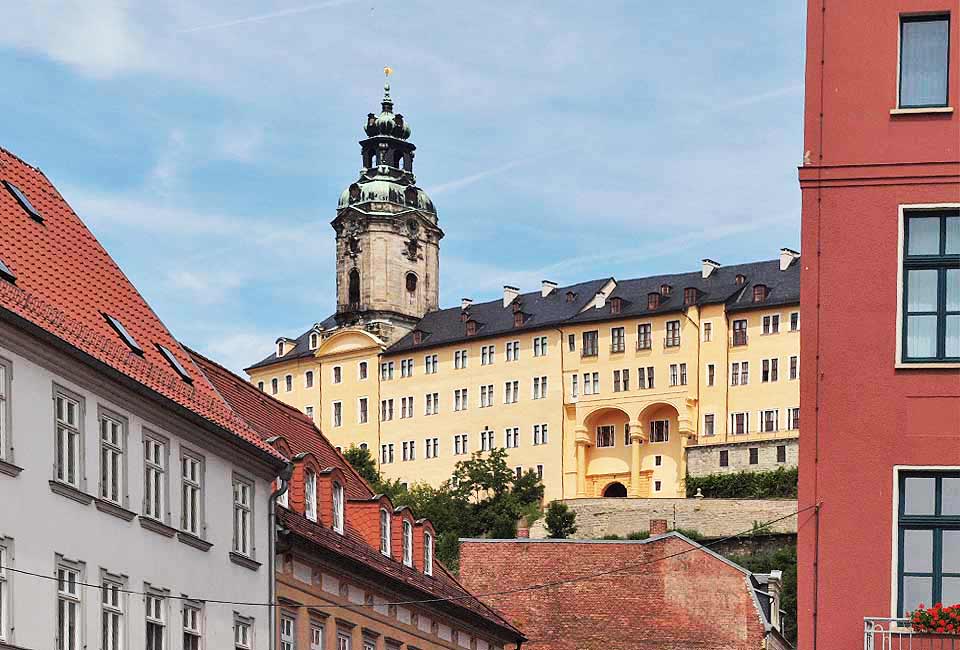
(0, 147, 285, 464)
(187, 348, 521, 641)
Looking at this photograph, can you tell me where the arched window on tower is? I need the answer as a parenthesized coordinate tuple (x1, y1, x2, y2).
(406, 272, 418, 293)
(349, 269, 361, 308)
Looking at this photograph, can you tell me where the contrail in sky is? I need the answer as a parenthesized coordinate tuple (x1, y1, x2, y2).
(178, 0, 361, 34)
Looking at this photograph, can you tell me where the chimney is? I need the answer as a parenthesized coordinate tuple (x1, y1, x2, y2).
(649, 519, 668, 536)
(503, 285, 520, 308)
(541, 280, 557, 297)
(767, 570, 784, 630)
(461, 298, 473, 311)
(516, 526, 530, 539)
(779, 248, 800, 271)
(593, 291, 607, 309)
(702, 258, 721, 279)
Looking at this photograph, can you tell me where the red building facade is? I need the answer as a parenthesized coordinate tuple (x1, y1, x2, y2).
(798, 2, 960, 649)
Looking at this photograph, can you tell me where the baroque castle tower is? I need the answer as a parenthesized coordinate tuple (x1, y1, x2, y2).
(332, 76, 443, 343)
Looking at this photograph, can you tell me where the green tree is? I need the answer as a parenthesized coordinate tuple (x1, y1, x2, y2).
(342, 445, 380, 484)
(544, 501, 577, 539)
(726, 545, 798, 644)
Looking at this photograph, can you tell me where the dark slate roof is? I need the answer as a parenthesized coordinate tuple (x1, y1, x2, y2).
(723, 258, 801, 312)
(245, 313, 338, 372)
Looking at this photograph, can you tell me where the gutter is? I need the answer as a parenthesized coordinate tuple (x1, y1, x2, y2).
(268, 463, 294, 650)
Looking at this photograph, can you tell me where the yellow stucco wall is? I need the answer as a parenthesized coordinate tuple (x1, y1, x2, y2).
(248, 302, 800, 501)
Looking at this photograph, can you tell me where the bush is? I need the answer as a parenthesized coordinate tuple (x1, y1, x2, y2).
(544, 501, 577, 539)
(686, 467, 798, 499)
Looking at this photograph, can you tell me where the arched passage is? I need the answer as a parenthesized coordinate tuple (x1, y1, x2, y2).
(602, 482, 628, 498)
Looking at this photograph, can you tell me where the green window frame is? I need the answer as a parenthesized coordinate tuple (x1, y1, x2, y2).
(897, 471, 960, 616)
(901, 211, 960, 363)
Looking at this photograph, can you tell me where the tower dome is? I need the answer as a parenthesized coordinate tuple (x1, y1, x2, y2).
(364, 81, 412, 140)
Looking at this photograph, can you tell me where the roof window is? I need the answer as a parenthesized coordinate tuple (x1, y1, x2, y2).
(753, 284, 769, 303)
(0, 258, 15, 284)
(610, 297, 623, 315)
(683, 287, 698, 305)
(3, 180, 43, 223)
(102, 313, 143, 355)
(735, 274, 746, 285)
(156, 343, 193, 384)
(412, 330, 423, 345)
(466, 320, 477, 336)
(565, 291, 575, 303)
(647, 292, 661, 310)
(660, 284, 672, 296)
(513, 312, 525, 328)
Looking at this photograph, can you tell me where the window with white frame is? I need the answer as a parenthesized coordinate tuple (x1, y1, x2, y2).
(0, 359, 8, 463)
(624, 423, 632, 446)
(762, 358, 779, 382)
(234, 614, 253, 650)
(55, 389, 83, 488)
(454, 349, 468, 369)
(56, 561, 83, 650)
(180, 452, 203, 536)
(649, 420, 669, 443)
(702, 321, 713, 342)
(380, 399, 394, 422)
(425, 437, 439, 459)
(454, 388, 468, 411)
(533, 335, 548, 357)
(481, 345, 495, 365)
(610, 327, 625, 353)
(730, 412, 750, 435)
(453, 433, 469, 455)
(99, 413, 125, 504)
(403, 520, 413, 566)
(332, 401, 342, 427)
(380, 362, 394, 381)
(583, 372, 599, 395)
(337, 631, 351, 650)
(358, 397, 368, 424)
(332, 481, 344, 534)
(504, 380, 518, 404)
(145, 591, 166, 650)
(232, 477, 253, 556)
(425, 392, 439, 415)
(101, 575, 124, 650)
(761, 409, 779, 432)
(310, 332, 319, 350)
(571, 374, 578, 399)
(787, 407, 800, 430)
(480, 428, 495, 451)
(285, 375, 293, 392)
(257, 381, 264, 392)
(358, 360, 368, 380)
(790, 355, 799, 380)
(506, 340, 519, 361)
(305, 370, 314, 388)
(380, 508, 391, 555)
(637, 323, 652, 350)
(401, 396, 414, 418)
(280, 615, 295, 650)
(505, 427, 519, 448)
(533, 423, 548, 446)
(424, 531, 434, 575)
(182, 602, 202, 650)
(537, 464, 544, 480)
(790, 311, 800, 331)
(381, 444, 394, 464)
(532, 376, 547, 399)
(480, 384, 494, 408)
(703, 414, 716, 436)
(596, 425, 615, 448)
(144, 435, 166, 520)
(665, 320, 681, 347)
(0, 542, 7, 643)
(310, 622, 323, 650)
(305, 470, 317, 522)
(271, 378, 278, 395)
(400, 358, 413, 377)
(762, 314, 780, 334)
(332, 366, 342, 384)
(305, 406, 314, 420)
(424, 354, 437, 374)
(402, 440, 416, 461)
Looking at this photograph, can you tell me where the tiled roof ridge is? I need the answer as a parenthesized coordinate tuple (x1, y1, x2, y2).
(0, 146, 44, 173)
(0, 279, 277, 458)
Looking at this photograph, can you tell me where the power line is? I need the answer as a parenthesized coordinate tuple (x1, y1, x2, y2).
(3, 504, 816, 610)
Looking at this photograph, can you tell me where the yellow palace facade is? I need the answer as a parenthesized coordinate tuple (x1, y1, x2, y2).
(246, 81, 801, 501)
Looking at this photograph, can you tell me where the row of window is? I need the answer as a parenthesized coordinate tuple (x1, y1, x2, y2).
(0, 547, 254, 650)
(380, 425, 551, 464)
(259, 361, 372, 395)
(717, 445, 790, 468)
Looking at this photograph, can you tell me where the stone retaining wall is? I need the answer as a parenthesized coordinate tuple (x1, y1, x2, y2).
(530, 497, 798, 539)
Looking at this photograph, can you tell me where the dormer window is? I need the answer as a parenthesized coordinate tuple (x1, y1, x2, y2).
(465, 320, 477, 336)
(424, 531, 434, 576)
(277, 341, 285, 357)
(305, 470, 317, 522)
(683, 287, 698, 306)
(332, 481, 344, 534)
(660, 284, 672, 296)
(460, 311, 470, 322)
(412, 330, 423, 345)
(610, 297, 623, 315)
(512, 301, 522, 313)
(736, 274, 746, 286)
(647, 292, 660, 310)
(379, 508, 391, 555)
(402, 520, 413, 567)
(566, 291, 575, 303)
(513, 312, 525, 328)
(753, 284, 768, 303)
(309, 333, 319, 350)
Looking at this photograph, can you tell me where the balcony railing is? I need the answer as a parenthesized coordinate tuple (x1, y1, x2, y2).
(865, 618, 959, 650)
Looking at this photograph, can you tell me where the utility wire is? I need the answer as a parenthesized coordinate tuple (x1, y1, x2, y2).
(3, 504, 817, 609)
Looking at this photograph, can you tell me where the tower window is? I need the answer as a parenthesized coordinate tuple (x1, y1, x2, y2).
(348, 269, 360, 306)
(406, 272, 418, 293)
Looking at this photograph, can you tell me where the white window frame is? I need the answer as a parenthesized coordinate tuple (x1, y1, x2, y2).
(357, 397, 368, 424)
(143, 432, 168, 522)
(424, 531, 434, 575)
(533, 335, 548, 357)
(702, 321, 713, 342)
(332, 481, 344, 534)
(760, 409, 780, 433)
(790, 355, 799, 380)
(533, 376, 547, 400)
(703, 413, 716, 436)
(98, 409, 127, 506)
(481, 345, 495, 365)
(0, 358, 9, 464)
(380, 508, 391, 555)
(730, 412, 750, 435)
(234, 614, 254, 650)
(424, 354, 438, 374)
(180, 450, 204, 537)
(506, 340, 519, 362)
(182, 601, 203, 650)
(232, 475, 254, 557)
(454, 349, 468, 369)
(790, 311, 800, 331)
(402, 520, 413, 567)
(100, 571, 125, 650)
(305, 370, 314, 389)
(305, 470, 317, 522)
(358, 361, 368, 380)
(56, 557, 84, 650)
(280, 614, 296, 650)
(285, 375, 293, 392)
(145, 588, 167, 650)
(505, 427, 519, 449)
(649, 420, 669, 443)
(0, 540, 9, 643)
(332, 401, 342, 428)
(310, 622, 324, 650)
(787, 407, 800, 430)
(54, 385, 84, 489)
(533, 423, 548, 446)
(332, 366, 342, 384)
(595, 425, 615, 448)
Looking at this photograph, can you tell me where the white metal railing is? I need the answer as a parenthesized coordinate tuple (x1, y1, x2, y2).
(865, 618, 959, 650)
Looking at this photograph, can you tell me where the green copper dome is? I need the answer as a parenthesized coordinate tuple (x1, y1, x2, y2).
(364, 82, 412, 140)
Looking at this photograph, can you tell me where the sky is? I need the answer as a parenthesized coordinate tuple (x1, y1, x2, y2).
(0, 1, 807, 373)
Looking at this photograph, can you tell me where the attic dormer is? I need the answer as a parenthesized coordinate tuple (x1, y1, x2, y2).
(683, 287, 699, 306)
(753, 284, 769, 303)
(465, 319, 478, 336)
(317, 466, 348, 534)
(660, 284, 672, 297)
(647, 292, 661, 310)
(412, 329, 424, 345)
(288, 452, 322, 522)
(610, 297, 623, 315)
(392, 506, 417, 567)
(276, 337, 295, 358)
(346, 494, 394, 552)
(413, 519, 437, 575)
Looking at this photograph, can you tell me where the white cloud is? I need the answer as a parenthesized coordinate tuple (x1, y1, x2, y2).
(167, 269, 247, 303)
(213, 124, 264, 162)
(191, 331, 277, 375)
(177, 0, 362, 34)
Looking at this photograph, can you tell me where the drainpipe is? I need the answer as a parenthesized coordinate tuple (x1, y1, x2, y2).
(269, 462, 294, 650)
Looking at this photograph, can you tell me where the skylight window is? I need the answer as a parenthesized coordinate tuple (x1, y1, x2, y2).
(2, 180, 43, 223)
(0, 258, 14, 284)
(156, 344, 193, 384)
(102, 313, 143, 355)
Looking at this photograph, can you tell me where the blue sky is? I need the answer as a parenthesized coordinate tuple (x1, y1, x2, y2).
(0, 1, 806, 372)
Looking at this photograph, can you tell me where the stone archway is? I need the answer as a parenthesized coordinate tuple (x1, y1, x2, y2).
(602, 482, 628, 498)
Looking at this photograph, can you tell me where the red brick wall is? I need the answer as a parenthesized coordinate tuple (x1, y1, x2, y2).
(459, 538, 768, 650)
